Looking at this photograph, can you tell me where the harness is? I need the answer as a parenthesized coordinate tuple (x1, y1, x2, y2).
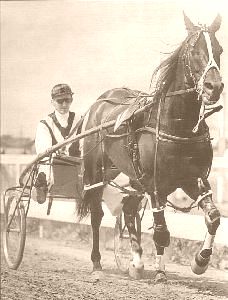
(82, 27, 222, 213)
(118, 27, 222, 210)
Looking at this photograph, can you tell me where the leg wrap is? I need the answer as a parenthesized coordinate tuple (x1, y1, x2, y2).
(200, 248, 212, 259)
(153, 224, 170, 248)
(200, 197, 220, 235)
(205, 209, 220, 235)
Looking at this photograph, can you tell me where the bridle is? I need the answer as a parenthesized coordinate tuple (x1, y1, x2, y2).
(182, 28, 222, 132)
(147, 27, 222, 135)
(180, 27, 221, 96)
(196, 31, 221, 98)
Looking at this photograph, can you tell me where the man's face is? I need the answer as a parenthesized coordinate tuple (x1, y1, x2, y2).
(52, 94, 73, 114)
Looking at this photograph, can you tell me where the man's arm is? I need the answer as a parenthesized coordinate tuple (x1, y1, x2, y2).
(35, 122, 53, 154)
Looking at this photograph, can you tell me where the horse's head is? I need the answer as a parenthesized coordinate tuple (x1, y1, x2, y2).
(183, 13, 224, 106)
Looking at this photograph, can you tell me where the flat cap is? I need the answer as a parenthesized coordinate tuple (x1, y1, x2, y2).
(51, 84, 73, 99)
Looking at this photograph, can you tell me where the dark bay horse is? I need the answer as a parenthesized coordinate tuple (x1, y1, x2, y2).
(76, 13, 224, 282)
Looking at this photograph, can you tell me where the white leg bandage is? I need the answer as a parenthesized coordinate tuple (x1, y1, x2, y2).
(155, 254, 165, 272)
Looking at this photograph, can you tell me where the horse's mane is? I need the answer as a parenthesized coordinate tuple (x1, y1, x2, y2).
(150, 39, 186, 97)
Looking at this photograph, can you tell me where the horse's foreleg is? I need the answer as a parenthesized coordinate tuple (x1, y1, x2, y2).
(153, 209, 170, 283)
(191, 193, 220, 275)
(122, 196, 144, 279)
(90, 198, 104, 272)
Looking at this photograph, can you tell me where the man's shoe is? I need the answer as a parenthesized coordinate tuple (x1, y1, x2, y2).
(33, 172, 48, 204)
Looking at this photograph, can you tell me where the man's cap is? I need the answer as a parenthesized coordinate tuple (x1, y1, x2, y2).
(51, 84, 74, 99)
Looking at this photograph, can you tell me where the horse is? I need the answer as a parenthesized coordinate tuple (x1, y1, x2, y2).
(76, 13, 224, 282)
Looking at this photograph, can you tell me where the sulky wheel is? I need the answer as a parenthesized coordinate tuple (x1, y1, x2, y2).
(2, 191, 26, 269)
(114, 212, 141, 273)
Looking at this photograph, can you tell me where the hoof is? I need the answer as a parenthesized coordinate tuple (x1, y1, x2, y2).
(91, 270, 103, 282)
(191, 252, 210, 275)
(129, 261, 144, 279)
(93, 261, 102, 271)
(154, 270, 167, 283)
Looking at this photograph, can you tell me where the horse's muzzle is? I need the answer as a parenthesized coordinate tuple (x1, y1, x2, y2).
(202, 71, 224, 105)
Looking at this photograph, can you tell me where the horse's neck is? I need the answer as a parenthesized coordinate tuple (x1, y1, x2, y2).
(158, 76, 204, 137)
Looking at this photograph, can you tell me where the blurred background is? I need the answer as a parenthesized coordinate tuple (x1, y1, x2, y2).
(1, 0, 228, 214)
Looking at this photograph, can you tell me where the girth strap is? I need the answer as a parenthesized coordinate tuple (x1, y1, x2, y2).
(126, 120, 145, 188)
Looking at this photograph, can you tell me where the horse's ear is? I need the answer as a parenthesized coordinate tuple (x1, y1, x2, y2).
(183, 11, 195, 32)
(209, 14, 222, 32)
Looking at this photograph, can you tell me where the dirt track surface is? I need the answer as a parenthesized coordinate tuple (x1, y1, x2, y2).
(1, 236, 228, 300)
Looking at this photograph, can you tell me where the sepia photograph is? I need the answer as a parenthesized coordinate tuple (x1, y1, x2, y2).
(1, 0, 228, 299)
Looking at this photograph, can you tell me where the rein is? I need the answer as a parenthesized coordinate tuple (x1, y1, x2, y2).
(126, 87, 196, 99)
(98, 87, 196, 107)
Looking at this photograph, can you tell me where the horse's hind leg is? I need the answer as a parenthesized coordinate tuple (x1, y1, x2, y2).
(122, 195, 144, 279)
(152, 209, 170, 283)
(90, 191, 104, 272)
(183, 178, 220, 275)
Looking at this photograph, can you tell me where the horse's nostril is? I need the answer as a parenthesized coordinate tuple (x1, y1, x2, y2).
(204, 82, 213, 91)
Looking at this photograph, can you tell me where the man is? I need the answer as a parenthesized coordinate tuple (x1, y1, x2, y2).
(34, 83, 81, 203)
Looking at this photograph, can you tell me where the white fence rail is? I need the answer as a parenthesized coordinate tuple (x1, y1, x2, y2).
(1, 154, 228, 246)
(1, 154, 228, 203)
(25, 200, 228, 246)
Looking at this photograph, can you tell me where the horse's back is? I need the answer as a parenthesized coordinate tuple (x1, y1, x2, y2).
(81, 87, 145, 181)
(88, 87, 146, 126)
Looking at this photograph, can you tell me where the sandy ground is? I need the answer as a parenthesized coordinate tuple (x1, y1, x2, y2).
(1, 235, 228, 300)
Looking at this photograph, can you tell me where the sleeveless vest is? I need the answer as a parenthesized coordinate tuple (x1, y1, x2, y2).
(40, 112, 81, 156)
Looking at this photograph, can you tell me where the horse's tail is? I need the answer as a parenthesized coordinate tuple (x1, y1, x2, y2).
(75, 186, 104, 221)
(75, 183, 91, 221)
